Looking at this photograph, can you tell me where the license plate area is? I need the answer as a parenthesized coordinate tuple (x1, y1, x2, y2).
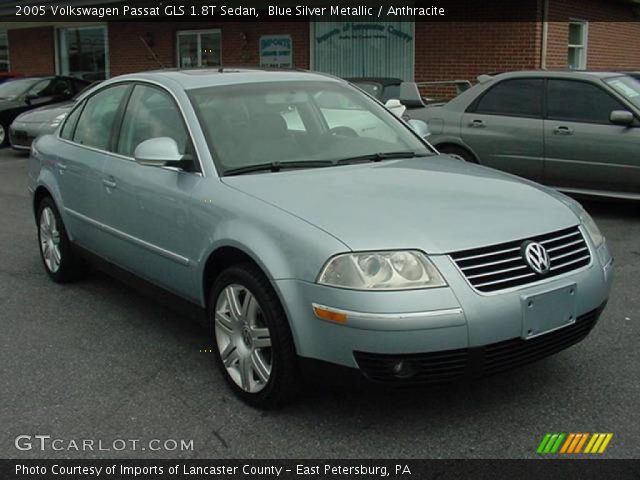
(521, 283, 577, 340)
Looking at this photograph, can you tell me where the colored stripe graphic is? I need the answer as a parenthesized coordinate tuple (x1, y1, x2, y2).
(574, 433, 589, 454)
(537, 433, 565, 454)
(585, 433, 614, 454)
(538, 433, 613, 454)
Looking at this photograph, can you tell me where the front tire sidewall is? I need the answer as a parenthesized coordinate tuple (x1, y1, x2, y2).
(209, 264, 297, 408)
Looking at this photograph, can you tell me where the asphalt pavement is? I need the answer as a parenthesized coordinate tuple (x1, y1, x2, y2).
(1, 148, 638, 459)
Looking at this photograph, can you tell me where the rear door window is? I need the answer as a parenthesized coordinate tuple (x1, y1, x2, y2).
(72, 84, 129, 151)
(472, 79, 543, 118)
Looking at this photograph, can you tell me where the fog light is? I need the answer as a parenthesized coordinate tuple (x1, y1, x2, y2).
(391, 360, 417, 379)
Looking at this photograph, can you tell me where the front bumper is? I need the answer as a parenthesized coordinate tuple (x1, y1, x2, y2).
(9, 123, 46, 150)
(276, 240, 612, 383)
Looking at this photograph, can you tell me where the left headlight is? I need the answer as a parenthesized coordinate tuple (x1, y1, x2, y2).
(317, 250, 447, 290)
(580, 210, 604, 248)
(51, 113, 68, 127)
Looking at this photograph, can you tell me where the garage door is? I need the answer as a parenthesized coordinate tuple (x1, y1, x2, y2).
(312, 21, 415, 80)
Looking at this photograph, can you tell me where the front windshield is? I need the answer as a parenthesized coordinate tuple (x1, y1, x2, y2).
(0, 78, 40, 99)
(188, 81, 431, 174)
(605, 75, 640, 109)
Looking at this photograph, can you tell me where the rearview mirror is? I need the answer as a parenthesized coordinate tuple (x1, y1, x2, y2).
(610, 110, 634, 126)
(134, 137, 182, 167)
(385, 99, 406, 118)
(408, 119, 430, 139)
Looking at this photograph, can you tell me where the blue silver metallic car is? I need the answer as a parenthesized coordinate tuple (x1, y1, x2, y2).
(27, 69, 613, 407)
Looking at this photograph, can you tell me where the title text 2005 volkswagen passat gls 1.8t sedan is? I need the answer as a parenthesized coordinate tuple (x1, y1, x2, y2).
(27, 69, 613, 407)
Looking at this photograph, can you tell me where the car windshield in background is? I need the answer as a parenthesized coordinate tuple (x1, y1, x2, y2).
(605, 75, 640, 109)
(188, 81, 430, 175)
(0, 78, 40, 99)
(352, 81, 401, 103)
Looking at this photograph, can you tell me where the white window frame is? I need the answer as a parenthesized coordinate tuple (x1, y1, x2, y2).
(176, 29, 222, 68)
(568, 20, 588, 70)
(56, 24, 109, 79)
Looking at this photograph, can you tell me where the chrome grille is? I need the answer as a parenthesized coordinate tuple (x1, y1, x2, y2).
(450, 227, 591, 293)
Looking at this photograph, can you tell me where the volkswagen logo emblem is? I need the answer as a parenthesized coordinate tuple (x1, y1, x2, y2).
(522, 241, 551, 275)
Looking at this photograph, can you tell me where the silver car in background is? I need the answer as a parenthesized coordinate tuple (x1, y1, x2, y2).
(28, 69, 612, 407)
(10, 82, 99, 151)
(415, 71, 640, 200)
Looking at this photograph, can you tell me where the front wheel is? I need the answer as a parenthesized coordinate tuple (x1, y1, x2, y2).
(437, 145, 476, 163)
(209, 264, 299, 408)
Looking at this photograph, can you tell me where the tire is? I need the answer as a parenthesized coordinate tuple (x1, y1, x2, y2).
(0, 123, 8, 148)
(209, 263, 298, 408)
(36, 196, 88, 283)
(437, 145, 477, 163)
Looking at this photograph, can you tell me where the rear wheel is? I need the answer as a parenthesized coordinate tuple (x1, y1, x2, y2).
(437, 145, 476, 163)
(209, 263, 298, 408)
(37, 197, 88, 283)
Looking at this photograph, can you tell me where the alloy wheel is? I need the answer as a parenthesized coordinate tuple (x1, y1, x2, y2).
(39, 206, 62, 273)
(0, 125, 5, 145)
(214, 284, 273, 393)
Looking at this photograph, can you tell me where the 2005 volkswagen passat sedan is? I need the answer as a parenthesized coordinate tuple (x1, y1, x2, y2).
(28, 69, 613, 407)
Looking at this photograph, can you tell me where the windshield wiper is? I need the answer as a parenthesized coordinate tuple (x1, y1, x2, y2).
(335, 151, 430, 165)
(224, 160, 334, 176)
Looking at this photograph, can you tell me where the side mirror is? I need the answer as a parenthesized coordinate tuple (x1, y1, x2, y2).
(399, 82, 425, 108)
(610, 110, 634, 126)
(385, 99, 406, 118)
(408, 119, 430, 139)
(134, 137, 182, 167)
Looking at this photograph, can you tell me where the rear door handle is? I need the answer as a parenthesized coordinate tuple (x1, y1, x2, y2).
(469, 119, 485, 128)
(554, 126, 574, 136)
(102, 178, 117, 189)
(57, 162, 67, 174)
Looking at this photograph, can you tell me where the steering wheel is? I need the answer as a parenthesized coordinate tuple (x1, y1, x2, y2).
(327, 126, 358, 138)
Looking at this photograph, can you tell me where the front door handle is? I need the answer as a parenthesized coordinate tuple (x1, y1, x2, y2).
(554, 126, 574, 136)
(469, 119, 485, 128)
(102, 178, 117, 189)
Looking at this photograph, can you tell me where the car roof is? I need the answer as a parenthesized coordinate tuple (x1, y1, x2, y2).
(486, 70, 628, 82)
(109, 68, 346, 90)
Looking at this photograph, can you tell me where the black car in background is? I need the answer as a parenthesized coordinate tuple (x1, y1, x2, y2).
(0, 76, 89, 146)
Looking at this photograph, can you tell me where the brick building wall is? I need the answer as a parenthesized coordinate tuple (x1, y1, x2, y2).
(108, 21, 310, 76)
(546, 0, 640, 70)
(7, 26, 55, 75)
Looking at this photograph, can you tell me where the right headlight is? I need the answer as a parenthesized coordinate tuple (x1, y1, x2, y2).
(317, 250, 447, 291)
(580, 210, 604, 248)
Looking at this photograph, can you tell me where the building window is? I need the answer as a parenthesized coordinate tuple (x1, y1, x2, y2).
(177, 30, 221, 68)
(0, 31, 8, 72)
(568, 21, 588, 70)
(58, 25, 108, 80)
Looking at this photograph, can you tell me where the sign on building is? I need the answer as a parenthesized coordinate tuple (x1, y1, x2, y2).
(260, 35, 293, 68)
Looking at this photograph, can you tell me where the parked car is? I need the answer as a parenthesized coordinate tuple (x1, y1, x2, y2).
(349, 77, 471, 105)
(28, 69, 612, 407)
(10, 81, 100, 151)
(0, 76, 89, 146)
(412, 71, 640, 200)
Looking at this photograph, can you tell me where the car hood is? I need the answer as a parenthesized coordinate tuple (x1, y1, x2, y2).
(222, 156, 580, 254)
(14, 102, 73, 123)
